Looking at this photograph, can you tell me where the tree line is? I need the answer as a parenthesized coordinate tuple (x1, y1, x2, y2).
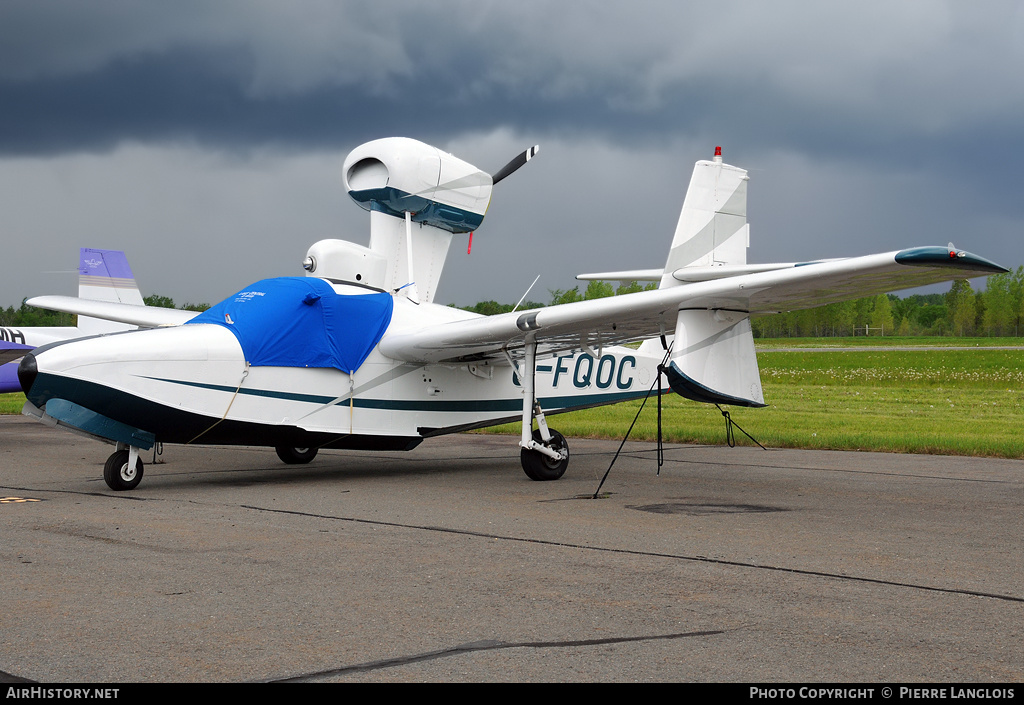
(751, 267, 1024, 337)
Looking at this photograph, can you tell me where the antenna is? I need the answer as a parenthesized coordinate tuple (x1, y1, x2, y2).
(512, 275, 541, 313)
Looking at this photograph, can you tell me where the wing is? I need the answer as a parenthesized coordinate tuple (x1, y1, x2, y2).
(25, 295, 198, 328)
(380, 246, 1007, 364)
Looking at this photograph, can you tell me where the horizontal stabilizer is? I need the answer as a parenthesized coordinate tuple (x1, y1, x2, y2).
(671, 263, 802, 282)
(576, 269, 662, 282)
(666, 309, 765, 407)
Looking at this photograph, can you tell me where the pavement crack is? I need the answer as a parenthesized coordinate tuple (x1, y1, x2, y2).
(243, 504, 1024, 605)
(269, 629, 725, 682)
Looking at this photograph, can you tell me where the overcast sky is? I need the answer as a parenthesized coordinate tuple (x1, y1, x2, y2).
(1, 1, 1021, 309)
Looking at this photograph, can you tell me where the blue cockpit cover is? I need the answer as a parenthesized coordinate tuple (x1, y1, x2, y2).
(187, 277, 393, 373)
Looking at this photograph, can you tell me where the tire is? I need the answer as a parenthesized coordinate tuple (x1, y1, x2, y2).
(520, 429, 569, 481)
(275, 446, 318, 464)
(103, 449, 144, 491)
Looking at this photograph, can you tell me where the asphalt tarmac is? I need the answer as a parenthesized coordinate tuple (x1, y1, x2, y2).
(1, 415, 1021, 683)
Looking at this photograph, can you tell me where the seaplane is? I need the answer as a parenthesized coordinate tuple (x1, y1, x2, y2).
(16, 138, 1007, 490)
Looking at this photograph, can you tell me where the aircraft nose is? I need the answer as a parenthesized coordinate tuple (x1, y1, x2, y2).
(18, 353, 37, 395)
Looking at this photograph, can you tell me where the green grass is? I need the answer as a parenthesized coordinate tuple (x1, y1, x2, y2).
(754, 336, 1024, 349)
(1, 393, 24, 415)
(483, 343, 1024, 459)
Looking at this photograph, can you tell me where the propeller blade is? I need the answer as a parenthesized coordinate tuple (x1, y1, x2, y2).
(491, 145, 540, 185)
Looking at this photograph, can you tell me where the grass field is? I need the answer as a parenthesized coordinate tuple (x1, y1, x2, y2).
(4, 337, 1022, 458)
(483, 339, 1024, 459)
(0, 393, 26, 415)
(754, 336, 1024, 349)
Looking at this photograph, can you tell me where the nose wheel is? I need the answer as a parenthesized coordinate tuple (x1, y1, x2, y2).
(103, 448, 144, 491)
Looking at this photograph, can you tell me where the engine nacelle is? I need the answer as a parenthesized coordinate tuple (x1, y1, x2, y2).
(343, 137, 492, 234)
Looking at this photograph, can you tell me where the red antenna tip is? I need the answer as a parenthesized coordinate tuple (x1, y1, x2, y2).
(714, 146, 722, 157)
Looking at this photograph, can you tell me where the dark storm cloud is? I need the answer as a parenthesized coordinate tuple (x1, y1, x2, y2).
(2, 1, 1022, 166)
(0, 31, 724, 156)
(0, 7, 1020, 210)
(0, 44, 601, 154)
(0, 1, 1020, 308)
(5, 40, 1023, 191)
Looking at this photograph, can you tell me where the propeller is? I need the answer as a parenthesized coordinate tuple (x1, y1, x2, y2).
(491, 145, 540, 185)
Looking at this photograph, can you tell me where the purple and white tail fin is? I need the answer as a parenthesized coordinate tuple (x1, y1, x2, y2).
(76, 248, 143, 336)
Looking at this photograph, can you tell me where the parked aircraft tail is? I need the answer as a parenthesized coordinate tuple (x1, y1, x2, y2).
(659, 146, 749, 288)
(660, 149, 761, 406)
(75, 248, 144, 336)
(0, 248, 145, 393)
(579, 147, 763, 406)
(576, 146, 756, 286)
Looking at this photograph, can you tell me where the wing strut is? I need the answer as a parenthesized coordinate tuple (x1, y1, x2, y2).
(403, 211, 420, 304)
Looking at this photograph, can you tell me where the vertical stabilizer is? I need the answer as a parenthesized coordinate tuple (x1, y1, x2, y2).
(660, 147, 749, 289)
(76, 248, 143, 335)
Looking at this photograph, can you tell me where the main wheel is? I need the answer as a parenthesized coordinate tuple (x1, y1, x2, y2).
(520, 429, 569, 481)
(275, 446, 318, 464)
(103, 449, 144, 491)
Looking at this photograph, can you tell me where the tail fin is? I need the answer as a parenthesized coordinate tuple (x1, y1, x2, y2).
(660, 149, 764, 408)
(659, 147, 749, 289)
(76, 248, 143, 336)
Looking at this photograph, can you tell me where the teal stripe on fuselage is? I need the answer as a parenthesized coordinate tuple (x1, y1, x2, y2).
(352, 389, 648, 412)
(141, 376, 649, 413)
(139, 376, 336, 405)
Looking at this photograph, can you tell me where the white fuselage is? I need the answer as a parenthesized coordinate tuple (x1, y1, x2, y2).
(22, 284, 663, 448)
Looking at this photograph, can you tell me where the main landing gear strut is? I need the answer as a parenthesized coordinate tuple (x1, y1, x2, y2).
(518, 339, 569, 481)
